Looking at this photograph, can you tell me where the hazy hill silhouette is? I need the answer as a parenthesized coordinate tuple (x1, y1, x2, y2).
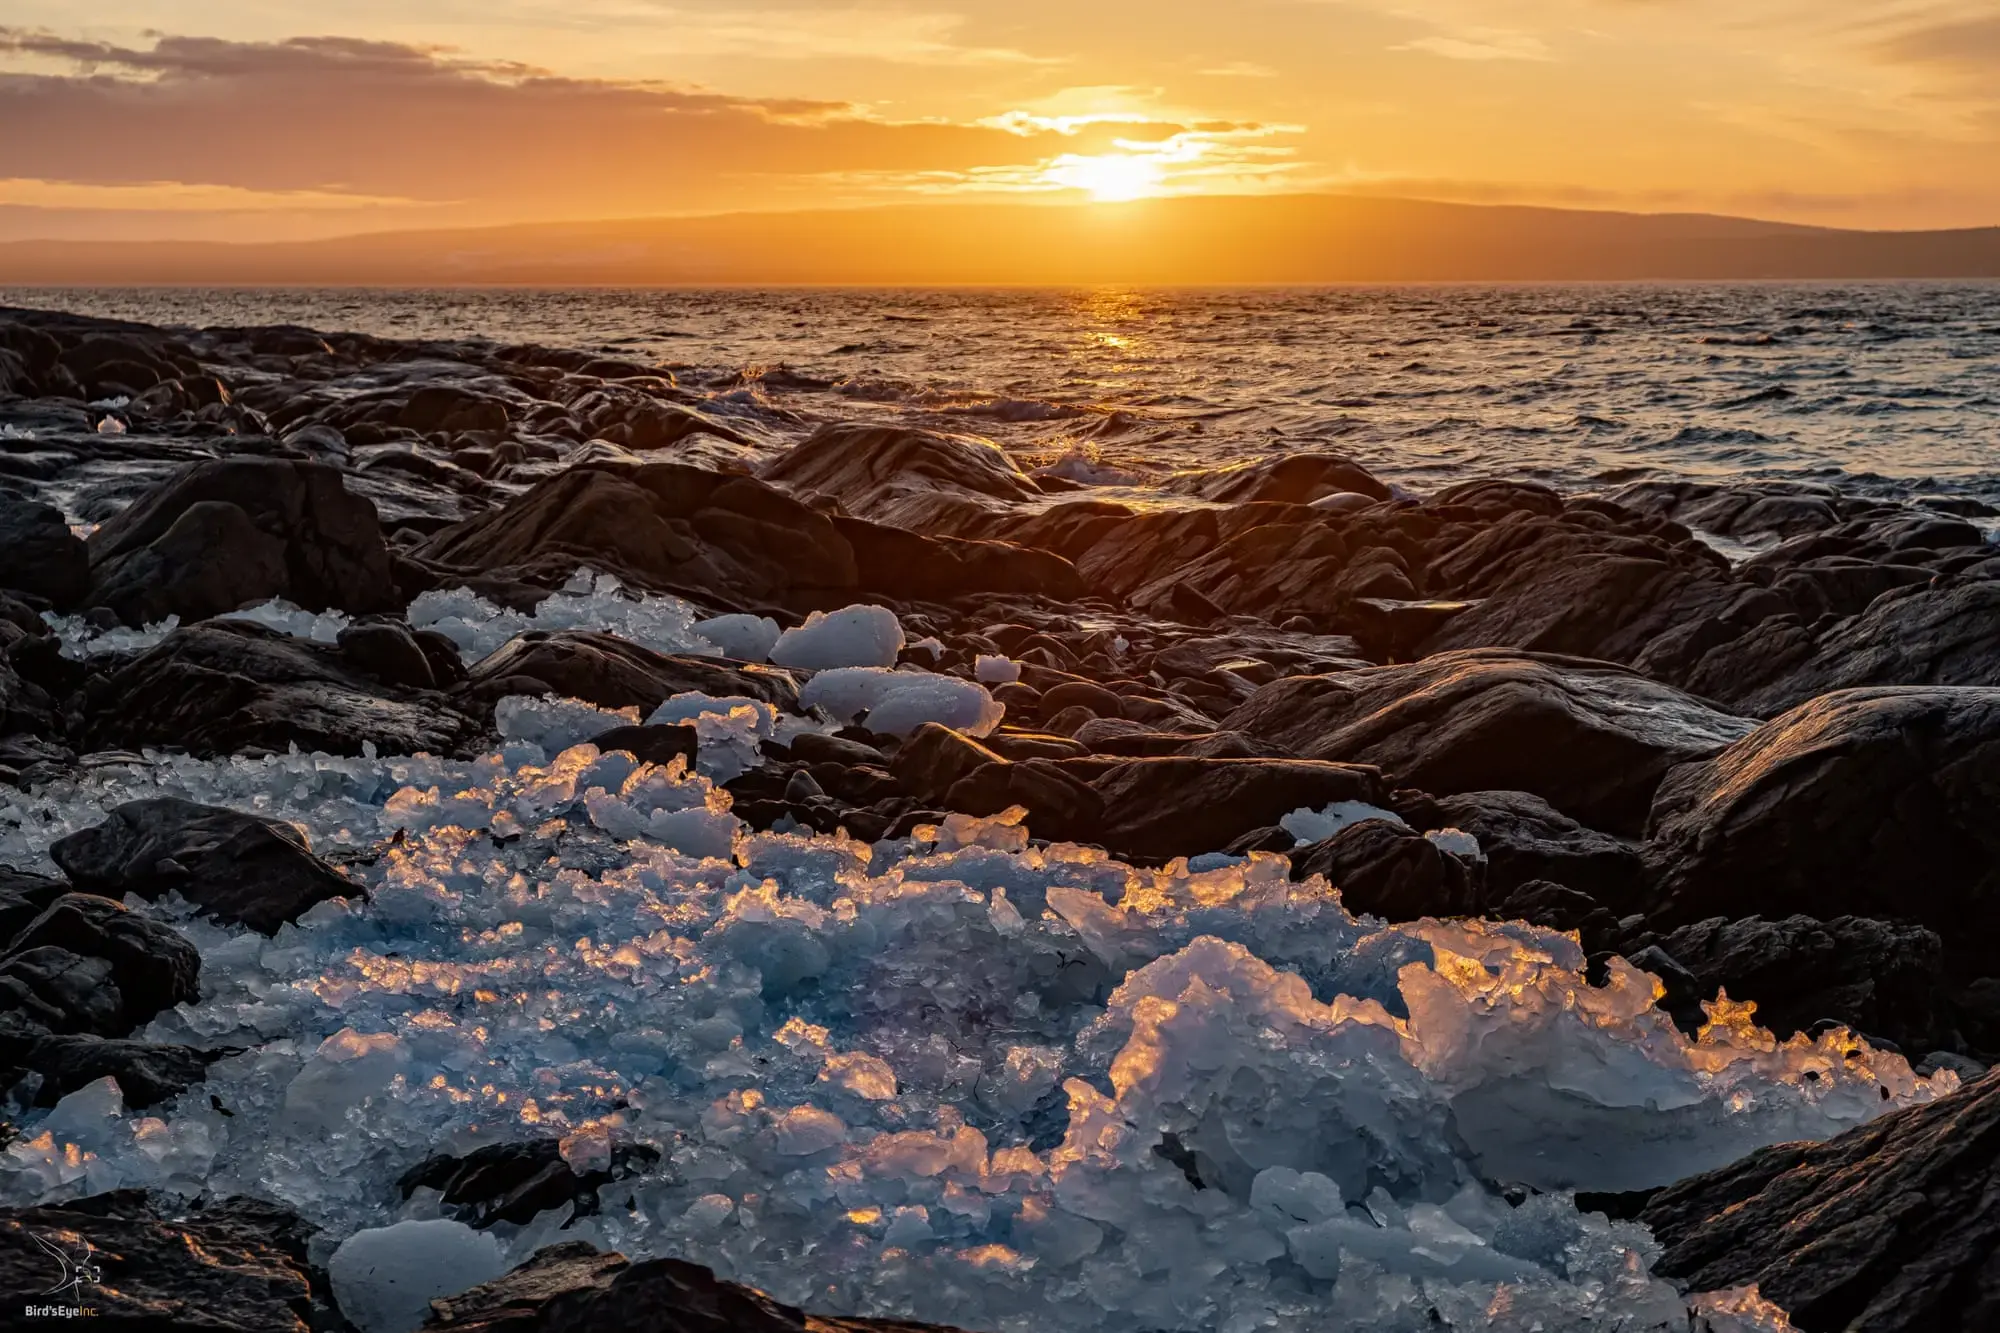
(4, 194, 1997, 285)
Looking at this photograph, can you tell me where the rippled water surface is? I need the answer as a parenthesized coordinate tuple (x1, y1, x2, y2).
(8, 283, 1998, 500)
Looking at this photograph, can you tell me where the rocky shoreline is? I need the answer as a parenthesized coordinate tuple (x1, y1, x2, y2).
(0, 304, 1996, 1330)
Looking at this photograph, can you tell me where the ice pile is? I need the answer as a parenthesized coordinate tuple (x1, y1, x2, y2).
(0, 728, 1946, 1333)
(410, 570, 716, 663)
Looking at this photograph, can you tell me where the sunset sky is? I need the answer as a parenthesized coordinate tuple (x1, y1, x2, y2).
(1, 1, 1997, 242)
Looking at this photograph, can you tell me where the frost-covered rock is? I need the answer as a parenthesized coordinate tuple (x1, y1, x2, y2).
(769, 604, 905, 670)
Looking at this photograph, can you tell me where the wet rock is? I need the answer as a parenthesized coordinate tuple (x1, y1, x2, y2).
(1290, 820, 1482, 921)
(1164, 453, 1390, 506)
(3, 893, 202, 1027)
(0, 1190, 332, 1332)
(1039, 680, 1125, 722)
(1084, 756, 1386, 864)
(760, 421, 1041, 532)
(937, 758, 1107, 843)
(83, 621, 480, 758)
(1428, 790, 1645, 910)
(587, 724, 699, 770)
(399, 1139, 661, 1229)
(423, 1239, 972, 1332)
(1679, 578, 2000, 717)
(783, 732, 888, 767)
(1226, 649, 1754, 835)
(0, 868, 69, 941)
(832, 515, 1084, 601)
(84, 458, 396, 626)
(1644, 687, 2000, 945)
(461, 632, 800, 715)
(416, 463, 858, 609)
(51, 797, 356, 935)
(1648, 915, 1949, 1053)
(1485, 880, 1623, 946)
(0, 497, 89, 607)
(1640, 1068, 2000, 1333)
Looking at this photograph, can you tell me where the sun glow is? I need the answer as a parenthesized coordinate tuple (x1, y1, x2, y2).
(1047, 152, 1167, 202)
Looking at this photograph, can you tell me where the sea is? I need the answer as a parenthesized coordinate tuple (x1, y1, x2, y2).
(6, 282, 1998, 504)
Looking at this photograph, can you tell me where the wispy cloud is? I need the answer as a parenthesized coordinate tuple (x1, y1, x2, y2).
(1395, 30, 1551, 62)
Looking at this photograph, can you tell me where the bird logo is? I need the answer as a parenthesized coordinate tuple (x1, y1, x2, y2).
(34, 1231, 102, 1305)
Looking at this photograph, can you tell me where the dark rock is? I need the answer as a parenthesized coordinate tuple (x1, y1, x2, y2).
(83, 621, 479, 758)
(1644, 688, 2000, 947)
(1682, 579, 2000, 717)
(890, 724, 1007, 804)
(336, 620, 437, 690)
(1164, 453, 1390, 506)
(1640, 1068, 2000, 1333)
(51, 798, 356, 935)
(1083, 756, 1386, 864)
(84, 458, 396, 626)
(939, 759, 1107, 843)
(424, 1239, 970, 1332)
(0, 497, 89, 607)
(1429, 790, 1645, 910)
(18, 1034, 219, 1109)
(1290, 819, 1481, 921)
(832, 515, 1084, 602)
(0, 868, 69, 941)
(0, 1190, 329, 1331)
(2, 893, 201, 1032)
(416, 464, 858, 609)
(1225, 649, 1754, 836)
(760, 421, 1041, 532)
(1485, 879, 1623, 944)
(588, 724, 699, 770)
(398, 1138, 661, 1229)
(461, 632, 799, 715)
(784, 732, 888, 768)
(1040, 680, 1125, 722)
(1651, 915, 1949, 1052)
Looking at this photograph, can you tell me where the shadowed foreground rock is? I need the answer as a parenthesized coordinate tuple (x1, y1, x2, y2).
(0, 1190, 333, 1332)
(1641, 1068, 2000, 1332)
(425, 1240, 971, 1333)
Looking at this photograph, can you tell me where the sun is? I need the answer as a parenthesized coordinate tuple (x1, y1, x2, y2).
(1047, 152, 1166, 203)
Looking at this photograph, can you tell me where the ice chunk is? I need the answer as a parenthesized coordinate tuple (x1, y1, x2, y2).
(693, 613, 782, 663)
(410, 570, 710, 663)
(495, 695, 639, 754)
(1279, 800, 1408, 846)
(799, 667, 1003, 737)
(41, 611, 180, 659)
(769, 604, 904, 670)
(1426, 827, 1483, 859)
(219, 599, 351, 644)
(974, 654, 1021, 684)
(328, 1219, 508, 1333)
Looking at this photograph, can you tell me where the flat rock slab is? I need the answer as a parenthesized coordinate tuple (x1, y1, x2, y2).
(1641, 1068, 2000, 1332)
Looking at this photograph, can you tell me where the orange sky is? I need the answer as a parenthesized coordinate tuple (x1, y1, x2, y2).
(1, 1, 1996, 242)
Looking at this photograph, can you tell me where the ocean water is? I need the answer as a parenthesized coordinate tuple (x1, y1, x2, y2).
(7, 282, 1999, 503)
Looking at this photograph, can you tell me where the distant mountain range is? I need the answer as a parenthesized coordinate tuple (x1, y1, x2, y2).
(4, 194, 1998, 285)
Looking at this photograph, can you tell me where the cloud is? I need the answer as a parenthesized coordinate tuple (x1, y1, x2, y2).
(629, 6, 1063, 65)
(1394, 30, 1552, 62)
(1868, 14, 2000, 73)
(0, 29, 1202, 223)
(1200, 62, 1279, 78)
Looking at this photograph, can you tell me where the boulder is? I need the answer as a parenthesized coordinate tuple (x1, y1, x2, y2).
(1164, 453, 1390, 506)
(423, 1239, 972, 1333)
(415, 464, 858, 608)
(890, 723, 1008, 805)
(0, 1191, 331, 1332)
(1640, 1069, 2000, 1333)
(1225, 650, 1755, 835)
(1643, 688, 2000, 943)
(82, 621, 480, 758)
(1083, 756, 1386, 864)
(760, 421, 1041, 532)
(17, 1034, 218, 1109)
(84, 458, 396, 626)
(831, 515, 1084, 601)
(1429, 790, 1645, 910)
(1646, 915, 1949, 1053)
(1290, 820, 1482, 921)
(461, 632, 800, 715)
(0, 892, 201, 1033)
(0, 497, 89, 607)
(51, 797, 356, 935)
(398, 1139, 661, 1230)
